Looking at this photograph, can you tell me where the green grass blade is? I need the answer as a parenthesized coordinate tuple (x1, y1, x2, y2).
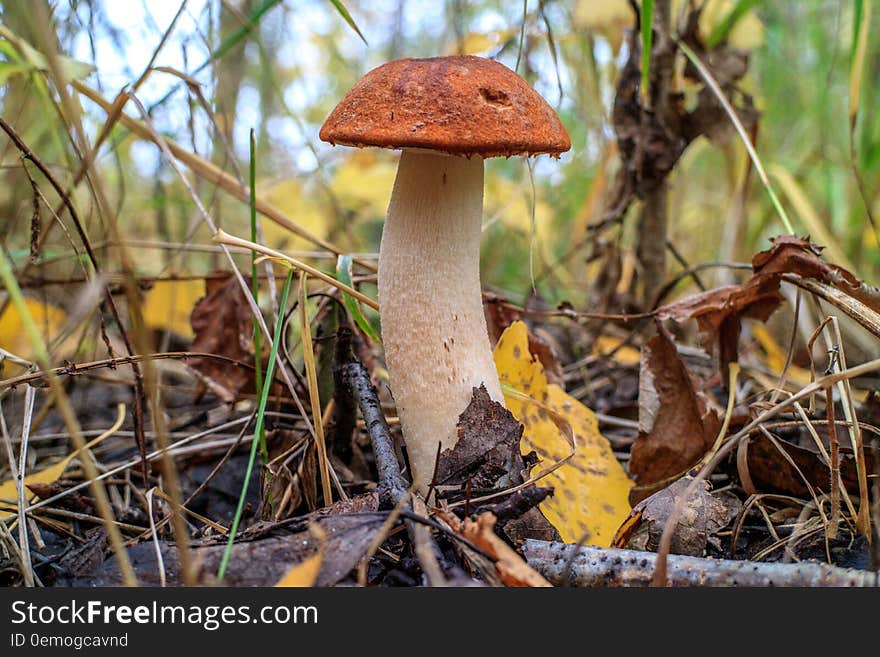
(707, 0, 762, 48)
(199, 0, 282, 74)
(677, 39, 795, 235)
(327, 0, 368, 45)
(851, 0, 865, 64)
(146, 0, 282, 113)
(217, 268, 295, 581)
(848, 0, 878, 239)
(640, 0, 654, 103)
(335, 255, 380, 343)
(849, 0, 871, 127)
(249, 129, 267, 460)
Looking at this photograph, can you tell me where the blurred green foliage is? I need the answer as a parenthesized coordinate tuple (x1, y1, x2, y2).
(0, 0, 878, 315)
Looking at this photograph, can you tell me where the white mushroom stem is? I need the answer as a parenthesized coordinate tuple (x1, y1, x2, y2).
(379, 149, 505, 495)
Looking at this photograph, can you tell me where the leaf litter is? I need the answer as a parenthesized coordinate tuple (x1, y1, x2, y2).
(4, 2, 879, 587)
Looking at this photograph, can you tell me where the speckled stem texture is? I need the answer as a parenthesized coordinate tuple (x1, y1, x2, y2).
(379, 150, 504, 494)
(522, 540, 879, 587)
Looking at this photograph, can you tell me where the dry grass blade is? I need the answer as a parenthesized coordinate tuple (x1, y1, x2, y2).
(218, 230, 379, 310)
(676, 39, 795, 235)
(652, 354, 880, 586)
(123, 93, 317, 447)
(299, 272, 333, 507)
(446, 383, 576, 509)
(0, 250, 138, 586)
(145, 487, 167, 587)
(787, 276, 880, 340)
(68, 80, 376, 272)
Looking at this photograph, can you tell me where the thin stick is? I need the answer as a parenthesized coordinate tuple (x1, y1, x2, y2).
(145, 487, 167, 587)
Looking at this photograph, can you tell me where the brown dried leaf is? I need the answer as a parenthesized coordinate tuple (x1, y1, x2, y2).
(437, 386, 559, 542)
(656, 236, 880, 373)
(656, 271, 783, 373)
(615, 477, 736, 556)
(188, 274, 255, 401)
(438, 510, 551, 587)
(26, 481, 94, 514)
(629, 325, 722, 502)
(436, 385, 525, 490)
(752, 235, 880, 313)
(741, 433, 878, 498)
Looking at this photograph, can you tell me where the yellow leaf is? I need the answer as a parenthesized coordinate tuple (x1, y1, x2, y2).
(329, 150, 397, 220)
(261, 178, 330, 253)
(493, 321, 632, 545)
(275, 551, 323, 587)
(0, 297, 66, 362)
(0, 404, 125, 520)
(751, 324, 812, 386)
(592, 335, 641, 366)
(451, 29, 517, 56)
(573, 0, 632, 50)
(141, 278, 205, 339)
(698, 0, 765, 50)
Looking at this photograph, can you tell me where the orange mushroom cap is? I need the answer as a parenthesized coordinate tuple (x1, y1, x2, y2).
(320, 55, 571, 159)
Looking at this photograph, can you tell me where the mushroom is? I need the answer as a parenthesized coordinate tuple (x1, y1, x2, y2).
(320, 56, 570, 494)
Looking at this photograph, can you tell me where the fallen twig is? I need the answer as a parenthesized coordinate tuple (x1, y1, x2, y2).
(335, 327, 455, 585)
(335, 328, 409, 508)
(522, 540, 879, 587)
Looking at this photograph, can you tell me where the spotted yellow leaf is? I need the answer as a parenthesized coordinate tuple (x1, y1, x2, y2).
(493, 321, 632, 546)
